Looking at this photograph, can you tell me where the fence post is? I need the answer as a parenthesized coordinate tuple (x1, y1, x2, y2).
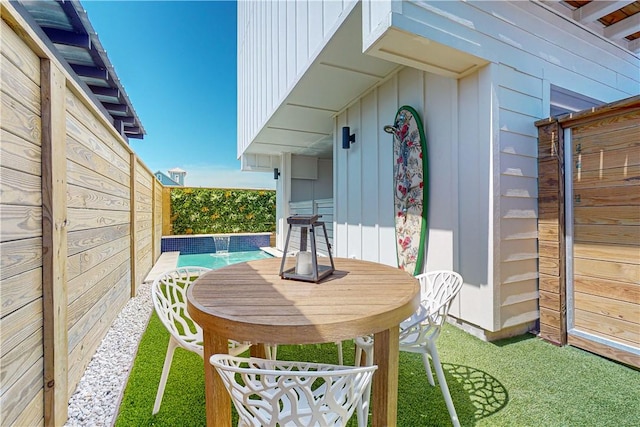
(536, 119, 567, 345)
(130, 154, 138, 296)
(41, 58, 69, 427)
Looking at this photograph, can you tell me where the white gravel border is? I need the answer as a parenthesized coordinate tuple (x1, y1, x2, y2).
(64, 281, 153, 427)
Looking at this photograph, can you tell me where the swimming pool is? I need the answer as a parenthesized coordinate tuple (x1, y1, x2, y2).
(177, 250, 272, 269)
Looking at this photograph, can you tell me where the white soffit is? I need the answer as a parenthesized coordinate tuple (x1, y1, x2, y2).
(365, 27, 488, 79)
(248, 4, 397, 158)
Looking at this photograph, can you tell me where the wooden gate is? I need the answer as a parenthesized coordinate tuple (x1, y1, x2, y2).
(537, 96, 639, 368)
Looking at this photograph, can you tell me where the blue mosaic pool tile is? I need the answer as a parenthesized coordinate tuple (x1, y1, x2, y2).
(161, 234, 271, 255)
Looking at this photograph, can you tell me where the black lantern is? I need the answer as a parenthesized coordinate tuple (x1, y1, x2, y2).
(279, 215, 334, 283)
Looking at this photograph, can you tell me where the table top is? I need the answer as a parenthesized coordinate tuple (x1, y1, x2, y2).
(187, 257, 420, 345)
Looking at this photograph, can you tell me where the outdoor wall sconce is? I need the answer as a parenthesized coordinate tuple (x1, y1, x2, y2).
(273, 168, 280, 180)
(279, 214, 334, 283)
(342, 126, 356, 149)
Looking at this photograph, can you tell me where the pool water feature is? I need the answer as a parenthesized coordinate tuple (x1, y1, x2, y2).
(177, 250, 272, 269)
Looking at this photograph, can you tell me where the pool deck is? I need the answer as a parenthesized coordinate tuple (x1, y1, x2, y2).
(143, 248, 282, 284)
(143, 251, 180, 283)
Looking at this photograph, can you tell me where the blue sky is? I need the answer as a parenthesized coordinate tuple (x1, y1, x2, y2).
(82, 1, 275, 190)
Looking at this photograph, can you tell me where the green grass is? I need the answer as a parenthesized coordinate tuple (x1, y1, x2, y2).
(115, 314, 639, 426)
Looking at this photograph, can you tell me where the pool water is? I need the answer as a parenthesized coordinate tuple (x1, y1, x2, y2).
(177, 250, 272, 269)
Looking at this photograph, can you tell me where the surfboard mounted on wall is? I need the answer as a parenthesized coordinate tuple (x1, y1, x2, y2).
(385, 105, 428, 276)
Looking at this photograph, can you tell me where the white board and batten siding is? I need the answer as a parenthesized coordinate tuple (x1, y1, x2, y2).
(0, 17, 45, 426)
(237, 0, 357, 156)
(333, 68, 469, 313)
(338, 1, 637, 335)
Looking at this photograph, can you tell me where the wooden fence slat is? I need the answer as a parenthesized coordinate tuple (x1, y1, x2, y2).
(0, 354, 43, 426)
(0, 204, 42, 242)
(574, 241, 640, 265)
(574, 291, 640, 324)
(573, 165, 640, 189)
(67, 259, 129, 329)
(0, 329, 42, 396)
(574, 258, 640, 284)
(567, 334, 640, 368)
(65, 115, 130, 175)
(574, 206, 640, 226)
(66, 235, 129, 279)
(574, 224, 640, 246)
(0, 85, 41, 144)
(67, 275, 129, 390)
(66, 223, 129, 256)
(0, 267, 42, 318)
(574, 275, 640, 305)
(1, 51, 41, 114)
(0, 165, 42, 206)
(572, 186, 640, 207)
(64, 90, 130, 163)
(571, 110, 640, 138)
(574, 147, 640, 173)
(0, 129, 41, 174)
(66, 159, 130, 199)
(0, 298, 42, 359)
(67, 184, 130, 211)
(0, 237, 42, 281)
(8, 389, 44, 427)
(67, 247, 129, 304)
(539, 306, 562, 329)
(574, 309, 639, 347)
(0, 19, 40, 85)
(66, 135, 130, 187)
(572, 122, 639, 153)
(539, 290, 561, 311)
(66, 207, 130, 232)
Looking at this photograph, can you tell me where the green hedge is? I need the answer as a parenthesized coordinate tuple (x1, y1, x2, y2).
(170, 188, 276, 234)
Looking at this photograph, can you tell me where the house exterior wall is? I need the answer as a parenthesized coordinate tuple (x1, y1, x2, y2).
(339, 1, 638, 336)
(362, 1, 638, 97)
(237, 0, 357, 156)
(0, 4, 162, 425)
(238, 0, 639, 338)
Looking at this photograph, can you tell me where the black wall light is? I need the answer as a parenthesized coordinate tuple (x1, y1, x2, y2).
(342, 126, 356, 149)
(273, 168, 280, 180)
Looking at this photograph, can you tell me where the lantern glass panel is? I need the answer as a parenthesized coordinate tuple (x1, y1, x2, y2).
(279, 215, 334, 283)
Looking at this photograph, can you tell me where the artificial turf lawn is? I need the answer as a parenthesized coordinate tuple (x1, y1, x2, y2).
(115, 313, 639, 426)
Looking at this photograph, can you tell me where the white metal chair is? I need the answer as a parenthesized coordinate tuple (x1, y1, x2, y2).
(210, 354, 377, 427)
(354, 270, 464, 427)
(151, 266, 251, 415)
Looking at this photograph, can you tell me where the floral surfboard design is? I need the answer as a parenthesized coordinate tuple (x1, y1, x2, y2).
(389, 106, 427, 276)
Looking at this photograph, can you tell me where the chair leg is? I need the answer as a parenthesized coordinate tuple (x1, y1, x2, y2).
(265, 344, 277, 360)
(153, 337, 179, 415)
(421, 353, 435, 386)
(427, 341, 460, 427)
(355, 339, 374, 427)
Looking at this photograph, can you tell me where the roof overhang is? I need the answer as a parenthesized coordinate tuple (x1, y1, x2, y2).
(242, 4, 399, 159)
(14, 0, 145, 140)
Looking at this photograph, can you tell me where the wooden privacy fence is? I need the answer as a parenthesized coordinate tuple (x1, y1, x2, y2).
(536, 95, 639, 368)
(1, 5, 163, 426)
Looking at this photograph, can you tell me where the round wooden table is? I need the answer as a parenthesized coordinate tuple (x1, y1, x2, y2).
(187, 257, 420, 427)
